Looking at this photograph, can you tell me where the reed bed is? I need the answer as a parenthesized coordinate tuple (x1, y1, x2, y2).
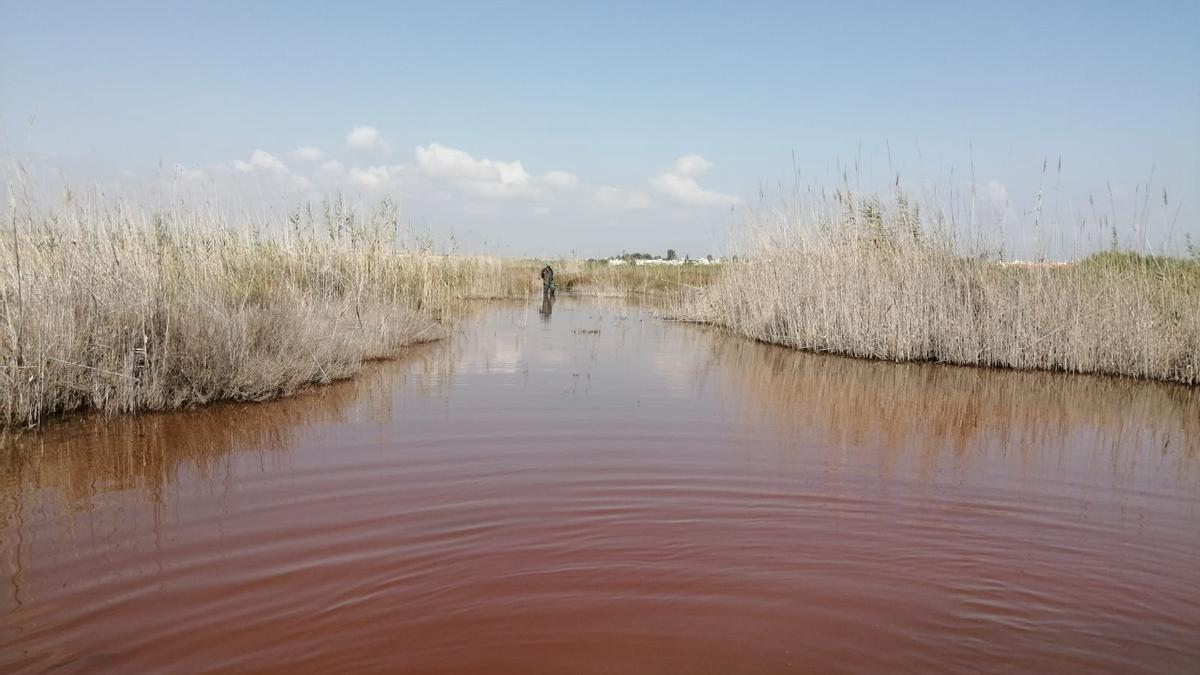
(0, 195, 535, 428)
(684, 194, 1199, 385)
(555, 260, 721, 300)
(5, 184, 1195, 431)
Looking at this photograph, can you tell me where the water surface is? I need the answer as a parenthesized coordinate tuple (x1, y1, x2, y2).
(2, 297, 1199, 673)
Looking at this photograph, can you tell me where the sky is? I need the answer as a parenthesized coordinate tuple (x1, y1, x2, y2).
(2, 1, 1198, 258)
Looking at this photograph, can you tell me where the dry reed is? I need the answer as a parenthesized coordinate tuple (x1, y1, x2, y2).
(554, 260, 720, 301)
(684, 193, 1199, 384)
(0, 192, 534, 428)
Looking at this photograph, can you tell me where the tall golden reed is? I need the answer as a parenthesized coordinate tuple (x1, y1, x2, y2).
(0, 192, 534, 428)
(685, 193, 1199, 384)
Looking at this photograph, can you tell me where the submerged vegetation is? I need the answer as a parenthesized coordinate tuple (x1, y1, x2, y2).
(684, 193, 1199, 384)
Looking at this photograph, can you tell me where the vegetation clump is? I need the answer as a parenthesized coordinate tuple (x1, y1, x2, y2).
(1, 193, 533, 428)
(684, 193, 1199, 384)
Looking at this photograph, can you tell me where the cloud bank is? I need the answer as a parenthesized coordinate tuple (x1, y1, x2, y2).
(199, 130, 740, 217)
(153, 127, 741, 254)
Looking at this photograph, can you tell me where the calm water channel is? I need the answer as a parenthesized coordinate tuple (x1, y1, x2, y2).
(2, 297, 1198, 673)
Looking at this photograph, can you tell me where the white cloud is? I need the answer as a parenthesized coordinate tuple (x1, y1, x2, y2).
(651, 154, 739, 208)
(198, 143, 738, 237)
(412, 144, 648, 208)
(291, 145, 324, 162)
(593, 185, 651, 210)
(416, 143, 529, 185)
(671, 154, 714, 177)
(651, 173, 738, 208)
(233, 149, 289, 174)
(348, 164, 405, 189)
(346, 126, 389, 152)
(415, 143, 533, 198)
(543, 171, 580, 190)
(220, 150, 312, 192)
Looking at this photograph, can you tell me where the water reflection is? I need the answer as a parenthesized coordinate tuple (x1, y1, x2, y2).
(2, 299, 1196, 529)
(0, 339, 457, 524)
(693, 327, 1200, 490)
(0, 299, 1197, 673)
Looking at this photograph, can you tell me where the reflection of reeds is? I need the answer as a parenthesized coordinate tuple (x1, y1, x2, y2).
(0, 318, 461, 613)
(701, 326, 1200, 484)
(0, 194, 534, 428)
(687, 195, 1200, 384)
(0, 334, 459, 525)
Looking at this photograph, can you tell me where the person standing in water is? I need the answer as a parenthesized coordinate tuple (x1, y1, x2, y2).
(540, 264, 555, 297)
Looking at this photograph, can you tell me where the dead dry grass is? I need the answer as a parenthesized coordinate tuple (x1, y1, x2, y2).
(0, 194, 534, 428)
(683, 195, 1199, 384)
(554, 260, 721, 301)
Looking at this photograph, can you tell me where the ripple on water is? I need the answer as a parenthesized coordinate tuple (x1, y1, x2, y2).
(2, 297, 1199, 674)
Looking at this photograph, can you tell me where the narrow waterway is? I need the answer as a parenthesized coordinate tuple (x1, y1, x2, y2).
(2, 297, 1198, 673)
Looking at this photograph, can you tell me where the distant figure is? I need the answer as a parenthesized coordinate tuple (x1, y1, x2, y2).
(540, 264, 555, 297)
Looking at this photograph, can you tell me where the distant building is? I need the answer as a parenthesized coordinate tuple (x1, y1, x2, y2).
(603, 254, 722, 266)
(997, 260, 1073, 269)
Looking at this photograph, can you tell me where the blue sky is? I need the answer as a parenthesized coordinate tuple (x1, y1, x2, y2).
(2, 1, 1198, 257)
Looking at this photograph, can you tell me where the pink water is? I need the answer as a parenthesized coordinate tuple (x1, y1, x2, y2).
(2, 298, 1198, 673)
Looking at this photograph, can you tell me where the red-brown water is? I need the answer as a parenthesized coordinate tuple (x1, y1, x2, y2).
(2, 298, 1198, 673)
